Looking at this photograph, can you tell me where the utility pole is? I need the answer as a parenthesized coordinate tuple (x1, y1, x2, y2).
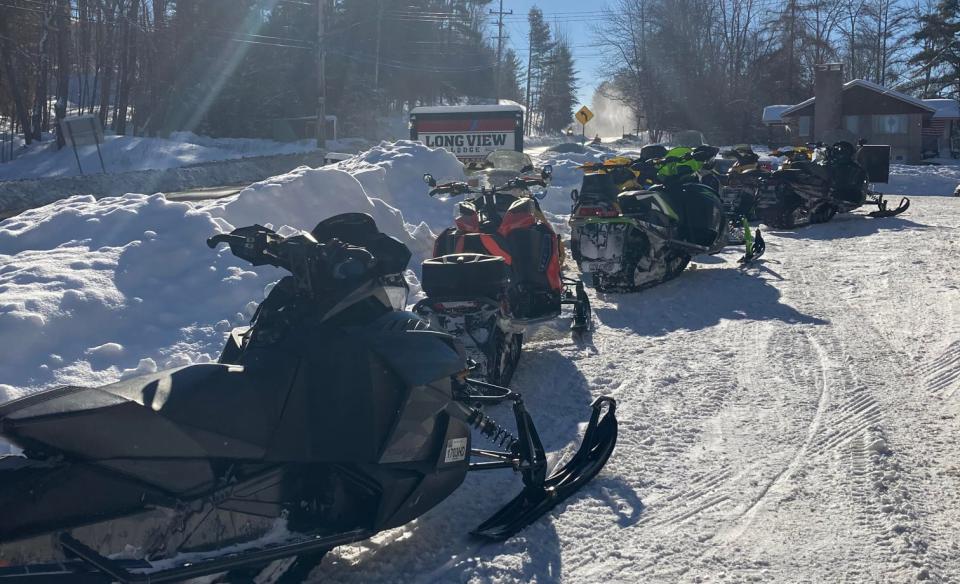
(316, 0, 326, 148)
(374, 0, 383, 91)
(490, 0, 512, 101)
(524, 32, 532, 134)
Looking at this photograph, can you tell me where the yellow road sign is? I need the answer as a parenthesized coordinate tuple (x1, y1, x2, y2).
(575, 105, 594, 125)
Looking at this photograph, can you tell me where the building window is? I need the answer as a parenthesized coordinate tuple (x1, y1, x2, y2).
(798, 116, 811, 136)
(873, 114, 908, 135)
(844, 115, 860, 134)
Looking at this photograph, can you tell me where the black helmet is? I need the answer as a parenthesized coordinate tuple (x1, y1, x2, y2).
(640, 144, 668, 161)
(831, 141, 856, 161)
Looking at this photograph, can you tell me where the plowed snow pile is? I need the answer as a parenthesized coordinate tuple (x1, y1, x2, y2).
(336, 140, 466, 232)
(0, 150, 438, 403)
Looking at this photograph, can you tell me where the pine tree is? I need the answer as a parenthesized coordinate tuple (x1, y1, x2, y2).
(525, 7, 554, 133)
(499, 48, 525, 104)
(910, 0, 960, 98)
(541, 39, 577, 133)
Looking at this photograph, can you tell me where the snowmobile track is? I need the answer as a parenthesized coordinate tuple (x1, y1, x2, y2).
(920, 340, 960, 401)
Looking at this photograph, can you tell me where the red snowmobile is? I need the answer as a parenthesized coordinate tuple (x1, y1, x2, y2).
(414, 168, 591, 386)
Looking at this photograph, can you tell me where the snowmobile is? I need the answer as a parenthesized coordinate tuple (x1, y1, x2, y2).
(0, 213, 617, 583)
(756, 141, 909, 228)
(699, 145, 769, 244)
(570, 146, 742, 292)
(575, 144, 668, 193)
(414, 170, 591, 386)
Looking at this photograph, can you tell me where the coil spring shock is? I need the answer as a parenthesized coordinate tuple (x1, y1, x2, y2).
(467, 408, 519, 452)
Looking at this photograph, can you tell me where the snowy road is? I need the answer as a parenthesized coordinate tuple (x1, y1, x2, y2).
(306, 198, 960, 583)
(1, 139, 958, 583)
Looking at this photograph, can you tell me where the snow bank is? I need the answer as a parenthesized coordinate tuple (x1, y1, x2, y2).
(337, 140, 466, 233)
(204, 164, 435, 267)
(0, 194, 280, 397)
(879, 161, 960, 197)
(0, 143, 443, 407)
(0, 131, 318, 181)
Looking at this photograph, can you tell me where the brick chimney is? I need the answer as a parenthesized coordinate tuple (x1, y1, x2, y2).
(813, 63, 843, 141)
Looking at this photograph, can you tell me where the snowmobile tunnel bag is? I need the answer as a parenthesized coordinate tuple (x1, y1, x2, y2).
(856, 144, 890, 184)
(421, 253, 509, 299)
(505, 226, 562, 320)
(579, 172, 620, 204)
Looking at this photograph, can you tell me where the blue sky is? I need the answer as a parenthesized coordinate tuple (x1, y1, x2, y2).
(498, 0, 610, 107)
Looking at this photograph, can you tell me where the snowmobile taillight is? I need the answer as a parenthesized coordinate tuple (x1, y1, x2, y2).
(434, 300, 481, 312)
(576, 206, 619, 217)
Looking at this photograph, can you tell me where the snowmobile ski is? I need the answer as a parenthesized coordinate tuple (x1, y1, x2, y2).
(738, 222, 765, 265)
(0, 529, 370, 583)
(563, 277, 592, 334)
(471, 396, 618, 540)
(867, 194, 909, 218)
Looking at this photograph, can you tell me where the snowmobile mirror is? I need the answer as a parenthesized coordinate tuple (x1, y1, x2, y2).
(541, 165, 553, 180)
(423, 173, 437, 187)
(570, 189, 579, 202)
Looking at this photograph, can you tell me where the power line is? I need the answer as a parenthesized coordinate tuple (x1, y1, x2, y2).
(491, 0, 513, 100)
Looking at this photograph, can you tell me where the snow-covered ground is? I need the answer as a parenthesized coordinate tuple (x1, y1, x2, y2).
(1, 139, 960, 582)
(0, 131, 319, 180)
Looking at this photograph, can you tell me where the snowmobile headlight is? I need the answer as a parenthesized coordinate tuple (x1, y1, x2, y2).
(386, 285, 408, 311)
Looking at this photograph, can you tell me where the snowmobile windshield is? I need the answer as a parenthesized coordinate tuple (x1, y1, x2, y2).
(657, 147, 702, 179)
(469, 151, 538, 190)
(483, 150, 534, 173)
(475, 169, 531, 190)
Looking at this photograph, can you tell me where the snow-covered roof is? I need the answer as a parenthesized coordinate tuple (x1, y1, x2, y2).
(781, 79, 935, 117)
(762, 105, 792, 125)
(924, 99, 960, 119)
(410, 104, 524, 115)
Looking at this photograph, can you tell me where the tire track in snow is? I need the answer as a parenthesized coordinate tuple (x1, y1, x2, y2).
(789, 247, 945, 583)
(720, 329, 833, 543)
(919, 341, 960, 401)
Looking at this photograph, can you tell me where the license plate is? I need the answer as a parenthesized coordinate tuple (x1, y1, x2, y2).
(444, 438, 468, 463)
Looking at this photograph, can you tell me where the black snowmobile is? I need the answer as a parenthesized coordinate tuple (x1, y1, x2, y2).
(414, 169, 591, 386)
(697, 146, 768, 246)
(0, 213, 617, 583)
(756, 141, 909, 228)
(570, 146, 751, 292)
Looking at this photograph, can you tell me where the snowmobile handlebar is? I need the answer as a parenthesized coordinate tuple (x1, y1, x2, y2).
(208, 225, 378, 295)
(427, 177, 547, 198)
(428, 181, 474, 198)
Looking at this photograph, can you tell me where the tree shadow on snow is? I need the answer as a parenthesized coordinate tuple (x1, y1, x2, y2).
(308, 350, 598, 583)
(765, 213, 927, 241)
(593, 266, 827, 337)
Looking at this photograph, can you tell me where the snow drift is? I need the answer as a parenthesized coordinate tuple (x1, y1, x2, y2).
(0, 146, 441, 407)
(337, 140, 466, 233)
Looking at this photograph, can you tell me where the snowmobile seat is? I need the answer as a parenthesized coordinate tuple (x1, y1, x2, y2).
(579, 172, 620, 205)
(422, 253, 509, 299)
(504, 226, 562, 320)
(616, 190, 658, 217)
(0, 364, 291, 461)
